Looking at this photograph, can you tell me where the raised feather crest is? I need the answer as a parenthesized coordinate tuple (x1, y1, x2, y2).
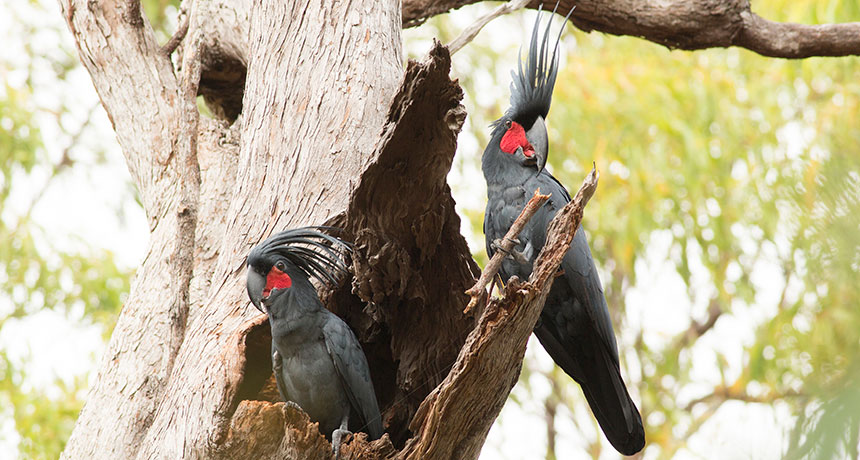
(248, 226, 351, 286)
(496, 4, 574, 129)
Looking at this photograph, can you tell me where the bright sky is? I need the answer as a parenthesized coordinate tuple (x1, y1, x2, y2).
(1, 1, 796, 458)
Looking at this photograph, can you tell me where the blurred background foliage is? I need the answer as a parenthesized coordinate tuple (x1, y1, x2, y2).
(0, 0, 153, 457)
(1, 0, 858, 458)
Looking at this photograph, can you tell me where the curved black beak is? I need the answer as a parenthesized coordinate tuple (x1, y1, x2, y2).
(246, 267, 266, 314)
(526, 116, 548, 173)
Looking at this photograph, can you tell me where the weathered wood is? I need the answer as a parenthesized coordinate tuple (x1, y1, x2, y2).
(59, 0, 415, 457)
(338, 40, 477, 447)
(58, 0, 190, 456)
(464, 189, 549, 314)
(186, 0, 860, 121)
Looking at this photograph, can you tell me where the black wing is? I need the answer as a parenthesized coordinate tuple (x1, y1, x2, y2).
(534, 170, 616, 356)
(533, 170, 644, 454)
(322, 314, 383, 439)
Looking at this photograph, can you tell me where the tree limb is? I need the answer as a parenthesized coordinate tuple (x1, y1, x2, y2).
(446, 0, 530, 55)
(58, 0, 181, 223)
(672, 297, 723, 350)
(161, 8, 190, 56)
(183, 0, 860, 119)
(403, 0, 860, 58)
(684, 385, 804, 412)
(736, 11, 860, 58)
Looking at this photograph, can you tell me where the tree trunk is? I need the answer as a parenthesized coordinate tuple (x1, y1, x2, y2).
(57, 0, 860, 458)
(59, 0, 483, 458)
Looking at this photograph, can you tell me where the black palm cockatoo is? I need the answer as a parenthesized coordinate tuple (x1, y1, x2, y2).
(481, 8, 645, 455)
(246, 227, 382, 458)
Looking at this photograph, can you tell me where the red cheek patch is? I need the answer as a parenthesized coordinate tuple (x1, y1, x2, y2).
(263, 266, 292, 298)
(500, 121, 535, 157)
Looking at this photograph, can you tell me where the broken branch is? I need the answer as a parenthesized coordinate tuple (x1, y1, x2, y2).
(464, 189, 549, 314)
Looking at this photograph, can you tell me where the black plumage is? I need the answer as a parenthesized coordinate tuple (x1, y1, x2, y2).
(481, 7, 645, 455)
(246, 227, 382, 458)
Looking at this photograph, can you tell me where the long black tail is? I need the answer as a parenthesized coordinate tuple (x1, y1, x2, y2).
(534, 323, 645, 455)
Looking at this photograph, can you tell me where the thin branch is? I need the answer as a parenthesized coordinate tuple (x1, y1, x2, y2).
(20, 104, 99, 223)
(446, 0, 530, 55)
(161, 9, 191, 57)
(672, 297, 723, 350)
(684, 385, 804, 412)
(530, 165, 598, 288)
(464, 189, 549, 314)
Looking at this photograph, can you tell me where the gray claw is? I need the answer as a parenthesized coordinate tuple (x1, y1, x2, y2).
(332, 428, 352, 460)
(272, 350, 283, 374)
(283, 400, 303, 411)
(492, 238, 528, 264)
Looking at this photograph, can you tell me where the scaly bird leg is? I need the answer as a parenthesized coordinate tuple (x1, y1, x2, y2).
(331, 408, 351, 460)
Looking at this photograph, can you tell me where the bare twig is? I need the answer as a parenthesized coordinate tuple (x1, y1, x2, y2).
(20, 104, 99, 223)
(161, 10, 191, 57)
(463, 189, 549, 314)
(673, 297, 723, 350)
(446, 0, 530, 55)
(683, 384, 804, 412)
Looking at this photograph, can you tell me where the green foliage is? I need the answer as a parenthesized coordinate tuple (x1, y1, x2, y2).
(141, 0, 181, 39)
(0, 353, 87, 460)
(553, 27, 860, 455)
(0, 96, 131, 459)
